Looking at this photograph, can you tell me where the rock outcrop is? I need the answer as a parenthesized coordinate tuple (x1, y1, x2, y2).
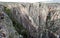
(0, 5, 19, 38)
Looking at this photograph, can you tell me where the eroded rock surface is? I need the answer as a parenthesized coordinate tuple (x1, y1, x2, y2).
(10, 3, 60, 38)
(0, 5, 19, 38)
(1, 3, 60, 38)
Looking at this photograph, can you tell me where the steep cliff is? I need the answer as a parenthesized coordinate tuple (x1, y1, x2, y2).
(1, 2, 60, 38)
(9, 3, 60, 38)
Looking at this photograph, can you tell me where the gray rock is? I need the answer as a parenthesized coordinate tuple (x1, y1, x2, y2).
(1, 2, 60, 38)
(0, 5, 19, 38)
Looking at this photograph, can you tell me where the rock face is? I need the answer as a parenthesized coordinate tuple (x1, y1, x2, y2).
(1, 3, 60, 38)
(0, 5, 19, 38)
(11, 4, 39, 38)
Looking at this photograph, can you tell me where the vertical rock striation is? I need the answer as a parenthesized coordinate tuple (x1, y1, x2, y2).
(1, 2, 60, 38)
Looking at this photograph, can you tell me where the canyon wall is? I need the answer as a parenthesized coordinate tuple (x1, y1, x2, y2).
(0, 3, 60, 38)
